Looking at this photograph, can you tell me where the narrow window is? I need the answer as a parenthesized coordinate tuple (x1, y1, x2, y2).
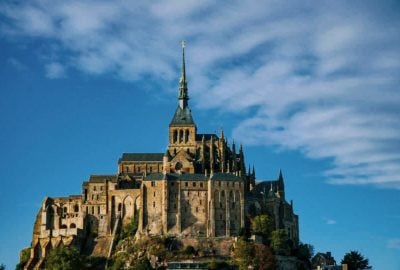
(153, 191, 156, 197)
(196, 207, 198, 213)
(151, 181, 155, 187)
(218, 181, 221, 187)
(200, 200, 202, 205)
(200, 182, 203, 188)
(185, 182, 188, 187)
(193, 182, 196, 187)
(174, 204, 177, 209)
(92, 207, 94, 215)
(98, 206, 100, 214)
(153, 202, 155, 208)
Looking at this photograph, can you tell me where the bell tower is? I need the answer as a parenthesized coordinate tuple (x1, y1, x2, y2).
(168, 41, 197, 157)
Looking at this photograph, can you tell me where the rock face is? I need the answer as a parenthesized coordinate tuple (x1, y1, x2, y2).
(21, 45, 299, 269)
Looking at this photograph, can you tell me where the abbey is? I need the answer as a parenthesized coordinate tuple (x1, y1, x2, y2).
(23, 45, 299, 269)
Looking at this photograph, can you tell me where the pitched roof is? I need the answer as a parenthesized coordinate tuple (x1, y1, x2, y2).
(144, 172, 241, 181)
(169, 106, 195, 126)
(89, 175, 117, 183)
(119, 153, 164, 162)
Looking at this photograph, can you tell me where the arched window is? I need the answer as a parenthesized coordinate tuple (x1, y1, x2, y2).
(60, 224, 67, 229)
(74, 204, 79, 212)
(185, 129, 189, 142)
(173, 130, 178, 143)
(70, 223, 76, 229)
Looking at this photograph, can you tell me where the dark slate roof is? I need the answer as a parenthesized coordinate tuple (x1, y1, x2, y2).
(195, 133, 218, 141)
(170, 106, 195, 126)
(119, 153, 164, 163)
(252, 180, 279, 194)
(211, 173, 242, 181)
(144, 172, 241, 181)
(144, 173, 207, 181)
(89, 175, 117, 183)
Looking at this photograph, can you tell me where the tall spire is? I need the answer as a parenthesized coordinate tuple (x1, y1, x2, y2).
(178, 40, 188, 109)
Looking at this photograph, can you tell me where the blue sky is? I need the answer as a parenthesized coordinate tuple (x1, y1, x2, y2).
(0, 0, 399, 269)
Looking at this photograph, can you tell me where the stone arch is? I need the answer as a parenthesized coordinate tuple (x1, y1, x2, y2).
(45, 205, 57, 230)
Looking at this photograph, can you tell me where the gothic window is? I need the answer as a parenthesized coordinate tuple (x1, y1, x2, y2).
(74, 204, 79, 212)
(91, 194, 94, 200)
(63, 207, 67, 213)
(179, 130, 183, 143)
(98, 206, 100, 214)
(173, 130, 178, 143)
(153, 191, 156, 197)
(175, 162, 182, 171)
(96, 194, 99, 200)
(70, 223, 76, 229)
(193, 182, 196, 187)
(93, 186, 96, 191)
(185, 129, 189, 142)
(92, 207, 94, 215)
(153, 202, 155, 208)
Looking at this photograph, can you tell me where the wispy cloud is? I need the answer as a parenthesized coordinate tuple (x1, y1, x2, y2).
(324, 218, 337, 225)
(387, 238, 400, 249)
(45, 62, 66, 79)
(1, 1, 399, 188)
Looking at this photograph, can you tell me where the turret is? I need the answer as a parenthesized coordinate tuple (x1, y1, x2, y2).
(277, 169, 285, 199)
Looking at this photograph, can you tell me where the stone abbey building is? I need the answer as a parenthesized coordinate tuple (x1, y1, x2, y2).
(23, 45, 299, 269)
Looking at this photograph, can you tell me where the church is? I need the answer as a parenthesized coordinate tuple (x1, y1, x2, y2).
(23, 44, 299, 269)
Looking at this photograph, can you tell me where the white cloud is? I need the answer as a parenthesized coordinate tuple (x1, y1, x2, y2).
(1, 1, 400, 188)
(387, 238, 400, 249)
(45, 62, 66, 79)
(325, 219, 337, 225)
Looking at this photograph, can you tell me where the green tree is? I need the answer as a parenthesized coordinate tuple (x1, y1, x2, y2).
(296, 243, 314, 261)
(0, 263, 5, 270)
(16, 248, 31, 270)
(270, 229, 290, 255)
(251, 215, 273, 239)
(341, 251, 371, 270)
(128, 258, 152, 270)
(45, 246, 83, 270)
(233, 239, 254, 270)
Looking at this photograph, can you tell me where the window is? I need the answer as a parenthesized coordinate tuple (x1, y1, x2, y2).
(153, 191, 156, 197)
(70, 223, 76, 229)
(193, 182, 196, 187)
(174, 204, 177, 209)
(93, 186, 96, 191)
(151, 181, 156, 187)
(200, 200, 202, 205)
(218, 181, 221, 187)
(91, 207, 94, 215)
(98, 206, 100, 214)
(153, 202, 155, 208)
(91, 194, 94, 200)
(63, 207, 67, 213)
(196, 207, 198, 213)
(200, 182, 203, 188)
(100, 186, 103, 191)
(221, 190, 225, 197)
(138, 167, 141, 173)
(149, 166, 153, 172)
(171, 182, 174, 186)
(96, 194, 99, 200)
(74, 205, 79, 212)
(185, 182, 188, 187)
